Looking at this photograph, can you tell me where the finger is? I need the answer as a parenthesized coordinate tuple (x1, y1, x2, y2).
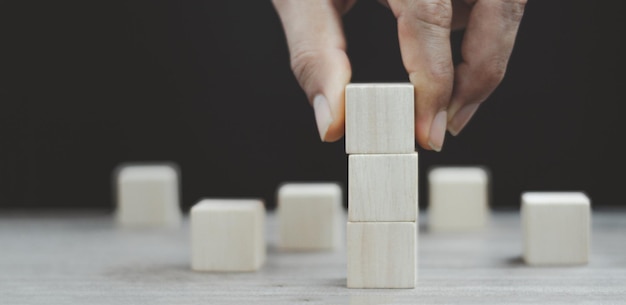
(447, 0, 527, 135)
(387, 0, 455, 152)
(272, 0, 355, 142)
(383, 0, 472, 27)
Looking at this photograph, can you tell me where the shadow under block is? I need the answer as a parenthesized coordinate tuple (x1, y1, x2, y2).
(115, 164, 182, 228)
(345, 83, 415, 154)
(522, 192, 590, 266)
(190, 199, 266, 272)
(348, 153, 418, 222)
(427, 166, 489, 232)
(347, 222, 417, 288)
(277, 182, 343, 250)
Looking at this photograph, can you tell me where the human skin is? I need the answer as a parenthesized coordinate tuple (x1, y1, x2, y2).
(272, 0, 527, 152)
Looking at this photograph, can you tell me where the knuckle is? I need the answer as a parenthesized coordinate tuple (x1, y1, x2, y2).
(414, 0, 453, 29)
(429, 59, 454, 85)
(481, 57, 508, 86)
(410, 62, 454, 99)
(502, 0, 527, 23)
(289, 47, 319, 90)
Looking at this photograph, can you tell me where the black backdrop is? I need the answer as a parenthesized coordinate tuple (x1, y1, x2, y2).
(1, 1, 625, 211)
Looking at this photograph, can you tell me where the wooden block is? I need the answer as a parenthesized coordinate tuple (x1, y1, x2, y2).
(345, 83, 415, 154)
(347, 222, 417, 288)
(114, 163, 182, 228)
(277, 182, 343, 250)
(348, 153, 418, 222)
(190, 199, 266, 272)
(427, 166, 489, 232)
(522, 192, 590, 266)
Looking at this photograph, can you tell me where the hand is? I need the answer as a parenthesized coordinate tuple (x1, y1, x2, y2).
(272, 0, 527, 151)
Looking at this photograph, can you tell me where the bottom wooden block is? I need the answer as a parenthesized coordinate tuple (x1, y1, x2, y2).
(347, 222, 417, 288)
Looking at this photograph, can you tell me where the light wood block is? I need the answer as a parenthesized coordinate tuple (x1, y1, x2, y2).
(277, 182, 343, 250)
(345, 83, 415, 154)
(522, 192, 590, 266)
(348, 153, 418, 222)
(347, 222, 417, 288)
(190, 199, 266, 272)
(115, 164, 182, 228)
(427, 166, 489, 232)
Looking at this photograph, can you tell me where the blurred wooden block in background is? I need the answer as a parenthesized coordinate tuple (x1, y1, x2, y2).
(522, 192, 590, 266)
(191, 199, 266, 272)
(427, 166, 490, 232)
(115, 163, 182, 228)
(277, 182, 344, 251)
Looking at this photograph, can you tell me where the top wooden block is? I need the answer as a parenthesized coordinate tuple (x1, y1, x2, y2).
(345, 83, 415, 154)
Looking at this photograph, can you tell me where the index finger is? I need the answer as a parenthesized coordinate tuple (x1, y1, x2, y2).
(447, 0, 527, 135)
(387, 0, 455, 152)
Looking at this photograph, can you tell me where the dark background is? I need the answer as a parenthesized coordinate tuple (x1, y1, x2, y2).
(1, 1, 624, 212)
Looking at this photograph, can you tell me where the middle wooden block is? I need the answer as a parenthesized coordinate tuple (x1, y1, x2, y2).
(348, 153, 418, 222)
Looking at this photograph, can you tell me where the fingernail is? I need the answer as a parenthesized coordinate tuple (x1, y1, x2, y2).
(428, 110, 447, 152)
(313, 94, 333, 142)
(448, 103, 480, 136)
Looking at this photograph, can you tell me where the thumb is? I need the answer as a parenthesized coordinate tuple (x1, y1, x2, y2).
(295, 50, 351, 142)
(273, 0, 351, 142)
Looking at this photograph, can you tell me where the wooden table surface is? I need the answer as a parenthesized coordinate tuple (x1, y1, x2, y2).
(1, 209, 625, 304)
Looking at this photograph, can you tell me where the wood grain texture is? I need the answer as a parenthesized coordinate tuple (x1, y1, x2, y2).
(347, 222, 417, 288)
(115, 164, 181, 228)
(2, 211, 625, 304)
(348, 153, 418, 222)
(277, 183, 343, 250)
(522, 192, 590, 265)
(427, 166, 489, 232)
(345, 83, 415, 154)
(191, 199, 266, 271)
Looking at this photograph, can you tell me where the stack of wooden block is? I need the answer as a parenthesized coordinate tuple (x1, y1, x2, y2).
(345, 83, 418, 289)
